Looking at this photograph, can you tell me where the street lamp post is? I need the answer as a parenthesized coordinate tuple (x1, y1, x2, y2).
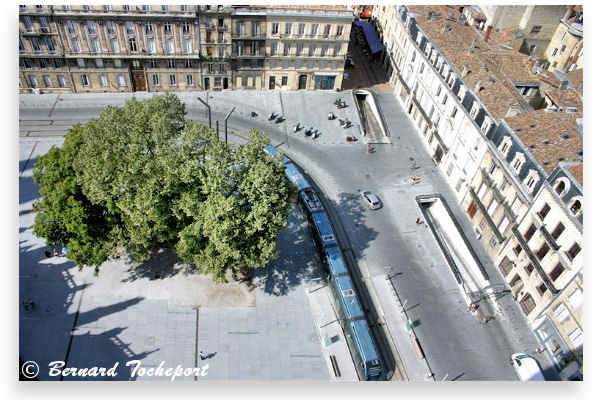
(196, 96, 211, 130)
(224, 106, 235, 144)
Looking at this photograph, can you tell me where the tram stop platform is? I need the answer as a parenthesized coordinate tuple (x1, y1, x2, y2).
(305, 280, 358, 381)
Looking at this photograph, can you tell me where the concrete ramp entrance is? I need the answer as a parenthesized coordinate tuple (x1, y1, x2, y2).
(416, 195, 491, 305)
(353, 89, 390, 144)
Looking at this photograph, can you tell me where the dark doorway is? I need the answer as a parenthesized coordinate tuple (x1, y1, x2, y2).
(298, 74, 307, 90)
(223, 77, 228, 89)
(204, 77, 210, 90)
(269, 76, 275, 89)
(467, 201, 477, 218)
(129, 60, 146, 92)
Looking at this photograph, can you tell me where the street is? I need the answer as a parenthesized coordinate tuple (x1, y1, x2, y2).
(19, 91, 560, 380)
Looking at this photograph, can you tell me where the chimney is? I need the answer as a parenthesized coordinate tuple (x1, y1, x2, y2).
(474, 80, 482, 93)
(505, 103, 522, 118)
(462, 65, 470, 76)
(483, 25, 492, 43)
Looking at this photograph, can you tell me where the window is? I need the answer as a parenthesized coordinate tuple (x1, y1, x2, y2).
(95, 59, 104, 69)
(106, 21, 116, 35)
(554, 180, 566, 196)
(207, 63, 213, 72)
(169, 74, 176, 86)
(569, 199, 581, 215)
(520, 87, 533, 96)
(270, 42, 278, 55)
(538, 203, 550, 219)
(560, 45, 566, 53)
(272, 22, 279, 34)
(442, 94, 448, 105)
(237, 42, 244, 56)
(537, 283, 547, 296)
(419, 63, 425, 74)
(321, 44, 328, 56)
(296, 43, 303, 56)
(164, 39, 174, 54)
(38, 59, 47, 69)
(147, 39, 156, 54)
(81, 74, 89, 86)
(457, 85, 466, 101)
(446, 163, 454, 176)
(23, 16, 33, 32)
(43, 75, 52, 87)
(145, 22, 153, 35)
(490, 236, 498, 248)
(103, 5, 111, 11)
(77, 58, 85, 68)
(530, 26, 541, 35)
(66, 20, 77, 35)
(52, 59, 62, 69)
(569, 327, 583, 348)
(470, 103, 479, 118)
(525, 170, 539, 191)
(487, 198, 498, 215)
(283, 43, 290, 56)
(117, 74, 126, 87)
(91, 38, 100, 53)
(512, 152, 525, 173)
(99, 75, 108, 86)
(237, 21, 245, 36)
(30, 37, 40, 53)
(498, 217, 510, 234)
(251, 41, 260, 55)
(58, 75, 66, 87)
(152, 74, 159, 86)
(529, 44, 537, 53)
(147, 59, 156, 69)
(551, 48, 558, 57)
(185, 59, 193, 69)
(110, 39, 119, 53)
(298, 23, 305, 36)
(122, 5, 130, 11)
(553, 303, 570, 322)
(126, 21, 135, 35)
(336, 25, 343, 36)
(285, 23, 292, 36)
(282, 76, 288, 86)
(324, 25, 331, 37)
(164, 22, 171, 35)
(551, 223, 565, 241)
(566, 243, 581, 261)
(514, 244, 522, 256)
(19, 37, 25, 53)
(39, 17, 50, 33)
(186, 74, 194, 86)
(251, 21, 260, 36)
(568, 288, 583, 309)
(162, 5, 169, 11)
(311, 23, 318, 37)
(214, 77, 221, 86)
(129, 38, 137, 52)
(167, 59, 175, 68)
(525, 263, 534, 275)
(82, 5, 90, 10)
(520, 294, 536, 315)
(71, 38, 81, 53)
(28, 75, 38, 88)
(87, 20, 96, 35)
(184, 38, 192, 54)
(536, 243, 549, 261)
(524, 224, 536, 242)
(46, 37, 56, 53)
(450, 106, 457, 118)
(549, 263, 565, 281)
(181, 22, 190, 35)
(309, 43, 316, 56)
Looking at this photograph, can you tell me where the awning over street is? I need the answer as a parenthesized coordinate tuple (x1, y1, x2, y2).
(353, 21, 382, 54)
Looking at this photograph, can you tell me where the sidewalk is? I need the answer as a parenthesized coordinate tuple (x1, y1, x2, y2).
(305, 281, 358, 381)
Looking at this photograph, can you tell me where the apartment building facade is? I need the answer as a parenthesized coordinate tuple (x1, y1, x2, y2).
(19, 5, 352, 94)
(371, 4, 583, 379)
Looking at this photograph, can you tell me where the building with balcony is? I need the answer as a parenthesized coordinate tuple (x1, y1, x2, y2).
(370, 4, 583, 379)
(230, 6, 267, 90)
(199, 5, 232, 90)
(544, 7, 583, 73)
(264, 5, 352, 91)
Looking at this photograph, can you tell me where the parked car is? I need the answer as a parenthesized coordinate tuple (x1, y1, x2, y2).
(510, 353, 546, 381)
(359, 190, 381, 210)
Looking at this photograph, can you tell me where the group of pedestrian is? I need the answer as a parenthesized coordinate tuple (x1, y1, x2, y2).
(44, 246, 67, 258)
(22, 298, 36, 312)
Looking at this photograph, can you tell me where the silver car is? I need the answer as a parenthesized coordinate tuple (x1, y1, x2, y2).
(359, 190, 381, 210)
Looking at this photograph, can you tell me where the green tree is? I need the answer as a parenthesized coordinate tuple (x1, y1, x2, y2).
(32, 94, 297, 281)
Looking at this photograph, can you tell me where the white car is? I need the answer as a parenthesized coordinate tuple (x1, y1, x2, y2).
(359, 190, 381, 210)
(510, 353, 546, 381)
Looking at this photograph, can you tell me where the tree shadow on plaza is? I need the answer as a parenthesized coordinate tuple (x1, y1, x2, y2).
(120, 248, 197, 283)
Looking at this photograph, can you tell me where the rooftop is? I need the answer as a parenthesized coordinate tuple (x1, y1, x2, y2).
(504, 109, 583, 179)
(406, 4, 550, 121)
(564, 162, 583, 187)
(566, 68, 584, 93)
(545, 88, 583, 119)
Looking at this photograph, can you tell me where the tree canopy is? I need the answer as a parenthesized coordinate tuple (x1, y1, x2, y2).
(32, 93, 297, 280)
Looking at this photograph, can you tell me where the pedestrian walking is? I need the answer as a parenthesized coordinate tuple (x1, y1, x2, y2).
(27, 298, 36, 310)
(367, 144, 371, 154)
(199, 350, 207, 360)
(22, 301, 29, 312)
(534, 347, 546, 354)
(53, 248, 58, 257)
(416, 217, 421, 226)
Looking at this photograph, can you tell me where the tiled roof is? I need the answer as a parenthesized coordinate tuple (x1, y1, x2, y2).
(504, 109, 583, 176)
(407, 4, 540, 121)
(545, 88, 583, 118)
(565, 162, 583, 187)
(566, 68, 583, 93)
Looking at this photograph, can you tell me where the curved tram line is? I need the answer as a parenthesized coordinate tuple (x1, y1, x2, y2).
(263, 145, 383, 381)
